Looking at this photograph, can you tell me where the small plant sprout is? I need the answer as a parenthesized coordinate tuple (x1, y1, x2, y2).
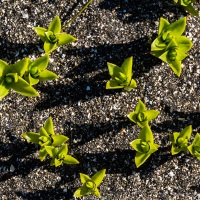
(106, 56, 137, 91)
(127, 100, 160, 128)
(169, 125, 192, 155)
(24, 55, 58, 85)
(22, 117, 69, 161)
(0, 58, 39, 100)
(45, 144, 79, 167)
(34, 16, 76, 53)
(173, 0, 199, 16)
(130, 125, 159, 168)
(74, 169, 106, 198)
(187, 133, 200, 160)
(151, 17, 193, 76)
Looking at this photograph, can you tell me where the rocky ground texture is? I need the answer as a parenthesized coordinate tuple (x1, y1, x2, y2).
(0, 0, 199, 199)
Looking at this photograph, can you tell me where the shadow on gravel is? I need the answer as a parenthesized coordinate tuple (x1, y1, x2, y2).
(0, 130, 42, 182)
(99, 0, 186, 23)
(34, 37, 161, 110)
(64, 118, 132, 146)
(152, 107, 200, 133)
(190, 185, 200, 193)
(0, 37, 40, 62)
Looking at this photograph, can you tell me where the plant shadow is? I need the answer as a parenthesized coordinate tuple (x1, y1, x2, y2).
(35, 36, 161, 110)
(99, 0, 186, 24)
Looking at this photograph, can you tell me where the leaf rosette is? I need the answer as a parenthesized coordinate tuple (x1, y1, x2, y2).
(127, 100, 160, 128)
(45, 144, 79, 167)
(74, 169, 106, 198)
(24, 55, 58, 85)
(34, 16, 76, 53)
(169, 125, 192, 155)
(22, 117, 69, 161)
(187, 133, 200, 160)
(130, 126, 159, 168)
(0, 58, 39, 99)
(106, 56, 137, 92)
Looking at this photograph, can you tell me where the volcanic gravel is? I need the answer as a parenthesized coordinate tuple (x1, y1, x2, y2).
(0, 0, 199, 200)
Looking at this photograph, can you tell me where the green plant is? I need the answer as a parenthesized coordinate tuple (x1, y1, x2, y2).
(127, 100, 160, 128)
(74, 169, 106, 198)
(23, 55, 58, 85)
(106, 56, 137, 91)
(0, 58, 39, 100)
(45, 144, 79, 167)
(151, 17, 193, 77)
(34, 16, 76, 53)
(22, 117, 69, 161)
(187, 133, 200, 160)
(130, 125, 159, 168)
(169, 125, 192, 155)
(173, 0, 199, 16)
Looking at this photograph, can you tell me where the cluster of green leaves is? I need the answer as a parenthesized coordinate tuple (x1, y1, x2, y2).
(173, 0, 199, 16)
(22, 117, 79, 166)
(170, 125, 200, 160)
(106, 56, 137, 91)
(74, 169, 106, 198)
(130, 126, 159, 168)
(151, 17, 193, 77)
(34, 16, 76, 54)
(128, 100, 160, 167)
(127, 100, 160, 128)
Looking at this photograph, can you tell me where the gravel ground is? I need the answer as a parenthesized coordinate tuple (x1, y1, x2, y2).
(0, 0, 199, 199)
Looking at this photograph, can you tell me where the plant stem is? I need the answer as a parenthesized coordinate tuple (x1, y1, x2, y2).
(62, 0, 93, 30)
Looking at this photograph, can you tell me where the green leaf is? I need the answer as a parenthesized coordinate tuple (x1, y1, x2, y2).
(91, 169, 106, 187)
(34, 27, 47, 42)
(48, 16, 61, 34)
(44, 117, 55, 135)
(130, 139, 143, 153)
(57, 144, 68, 154)
(151, 36, 167, 52)
(74, 186, 90, 197)
(52, 135, 69, 146)
(39, 70, 58, 82)
(148, 142, 159, 154)
(94, 188, 101, 197)
(10, 76, 39, 97)
(127, 112, 137, 124)
(176, 51, 188, 61)
(28, 73, 40, 85)
(176, 36, 193, 53)
(145, 110, 160, 121)
(137, 120, 149, 128)
(39, 147, 48, 161)
(121, 56, 133, 83)
(0, 59, 8, 78)
(129, 79, 137, 88)
(21, 132, 40, 144)
(0, 80, 10, 100)
(10, 58, 29, 76)
(106, 80, 124, 89)
(184, 4, 199, 17)
(159, 51, 169, 63)
(44, 41, 57, 53)
(54, 158, 63, 167)
(107, 62, 123, 78)
(169, 60, 182, 77)
(135, 152, 151, 168)
(158, 17, 170, 35)
(31, 55, 49, 71)
(187, 133, 200, 158)
(63, 155, 79, 164)
(80, 173, 92, 184)
(179, 125, 192, 139)
(165, 17, 186, 37)
(135, 100, 147, 113)
(139, 126, 154, 143)
(40, 127, 49, 137)
(57, 33, 76, 46)
(45, 146, 57, 157)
